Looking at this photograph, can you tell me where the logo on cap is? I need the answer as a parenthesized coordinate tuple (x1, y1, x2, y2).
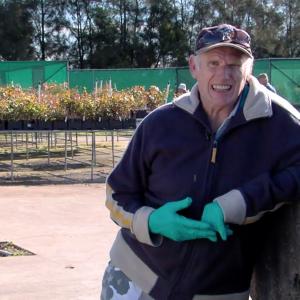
(195, 24, 252, 57)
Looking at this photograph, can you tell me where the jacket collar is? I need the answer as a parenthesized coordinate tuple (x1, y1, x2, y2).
(173, 75, 274, 122)
(242, 75, 272, 121)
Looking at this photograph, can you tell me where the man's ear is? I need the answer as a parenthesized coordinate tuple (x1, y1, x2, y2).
(189, 55, 198, 79)
(245, 57, 254, 80)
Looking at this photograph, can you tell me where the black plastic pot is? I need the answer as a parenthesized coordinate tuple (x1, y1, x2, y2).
(68, 119, 82, 130)
(38, 120, 53, 130)
(81, 119, 97, 130)
(52, 120, 68, 130)
(6, 120, 23, 130)
(136, 109, 148, 118)
(97, 119, 110, 130)
(122, 118, 136, 129)
(109, 119, 123, 130)
(24, 120, 38, 130)
(0, 120, 6, 130)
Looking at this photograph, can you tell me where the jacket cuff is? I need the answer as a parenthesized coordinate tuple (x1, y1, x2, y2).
(214, 189, 246, 225)
(132, 206, 163, 246)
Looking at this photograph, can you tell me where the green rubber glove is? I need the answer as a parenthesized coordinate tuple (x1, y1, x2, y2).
(201, 202, 233, 241)
(148, 197, 217, 242)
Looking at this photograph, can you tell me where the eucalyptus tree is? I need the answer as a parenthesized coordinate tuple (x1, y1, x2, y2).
(89, 5, 120, 68)
(27, 0, 68, 60)
(274, 0, 300, 57)
(96, 0, 148, 67)
(198, 0, 284, 58)
(143, 0, 188, 67)
(189, 0, 215, 48)
(65, 0, 98, 68)
(0, 0, 35, 60)
(251, 0, 283, 57)
(128, 0, 148, 66)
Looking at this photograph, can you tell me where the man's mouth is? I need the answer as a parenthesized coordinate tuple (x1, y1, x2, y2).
(212, 84, 231, 91)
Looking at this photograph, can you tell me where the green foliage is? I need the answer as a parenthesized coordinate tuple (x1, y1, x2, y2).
(0, 1, 34, 60)
(0, 84, 166, 121)
(0, 0, 298, 65)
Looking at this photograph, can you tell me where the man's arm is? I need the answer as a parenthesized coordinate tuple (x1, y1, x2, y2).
(213, 164, 300, 225)
(105, 124, 156, 244)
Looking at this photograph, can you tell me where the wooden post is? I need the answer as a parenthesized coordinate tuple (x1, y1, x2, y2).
(251, 201, 300, 300)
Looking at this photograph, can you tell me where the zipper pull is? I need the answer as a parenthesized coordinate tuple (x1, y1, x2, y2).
(193, 174, 197, 182)
(211, 141, 217, 163)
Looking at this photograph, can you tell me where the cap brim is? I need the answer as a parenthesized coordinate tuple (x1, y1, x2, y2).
(197, 42, 253, 58)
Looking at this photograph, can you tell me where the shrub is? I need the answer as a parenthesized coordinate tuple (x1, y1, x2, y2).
(0, 83, 166, 121)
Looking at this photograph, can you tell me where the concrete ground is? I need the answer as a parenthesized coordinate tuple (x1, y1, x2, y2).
(0, 183, 118, 300)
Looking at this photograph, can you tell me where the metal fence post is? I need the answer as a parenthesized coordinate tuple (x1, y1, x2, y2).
(64, 131, 68, 171)
(70, 131, 74, 159)
(47, 131, 50, 165)
(91, 131, 95, 181)
(111, 130, 115, 168)
(10, 131, 14, 181)
(26, 133, 29, 161)
(35, 132, 38, 149)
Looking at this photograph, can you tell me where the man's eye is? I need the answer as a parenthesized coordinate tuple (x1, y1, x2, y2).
(209, 61, 219, 67)
(229, 63, 242, 68)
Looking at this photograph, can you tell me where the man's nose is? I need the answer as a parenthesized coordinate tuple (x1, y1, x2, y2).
(216, 65, 231, 78)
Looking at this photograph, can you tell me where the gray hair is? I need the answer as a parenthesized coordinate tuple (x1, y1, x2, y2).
(257, 73, 269, 80)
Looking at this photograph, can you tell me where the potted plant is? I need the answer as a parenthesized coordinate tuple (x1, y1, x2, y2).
(78, 90, 97, 130)
(3, 86, 26, 130)
(22, 92, 40, 130)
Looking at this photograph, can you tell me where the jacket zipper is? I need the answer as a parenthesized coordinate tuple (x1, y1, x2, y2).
(205, 138, 218, 206)
(168, 137, 218, 298)
(210, 140, 218, 163)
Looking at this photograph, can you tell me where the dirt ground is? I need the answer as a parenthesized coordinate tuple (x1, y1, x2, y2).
(0, 130, 130, 299)
(0, 183, 118, 300)
(0, 130, 132, 185)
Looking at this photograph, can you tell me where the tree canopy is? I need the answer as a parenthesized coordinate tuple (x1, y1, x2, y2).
(0, 0, 299, 68)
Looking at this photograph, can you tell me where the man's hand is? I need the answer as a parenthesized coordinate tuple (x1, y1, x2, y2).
(148, 197, 218, 242)
(201, 202, 233, 241)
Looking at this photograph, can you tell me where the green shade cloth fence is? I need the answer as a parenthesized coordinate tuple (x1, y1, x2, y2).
(69, 67, 195, 101)
(0, 61, 67, 89)
(69, 58, 300, 105)
(253, 59, 300, 105)
(0, 59, 298, 105)
(69, 68, 178, 101)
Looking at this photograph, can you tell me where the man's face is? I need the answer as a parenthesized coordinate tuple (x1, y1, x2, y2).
(189, 47, 252, 112)
(177, 88, 186, 95)
(258, 77, 267, 86)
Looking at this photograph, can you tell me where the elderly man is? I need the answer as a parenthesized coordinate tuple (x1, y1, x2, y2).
(176, 83, 188, 96)
(101, 24, 300, 300)
(257, 73, 277, 93)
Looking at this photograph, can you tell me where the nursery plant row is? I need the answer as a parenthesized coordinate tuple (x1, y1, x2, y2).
(0, 118, 138, 131)
(0, 83, 166, 130)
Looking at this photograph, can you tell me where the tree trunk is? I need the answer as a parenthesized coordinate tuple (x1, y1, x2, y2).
(251, 201, 300, 300)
